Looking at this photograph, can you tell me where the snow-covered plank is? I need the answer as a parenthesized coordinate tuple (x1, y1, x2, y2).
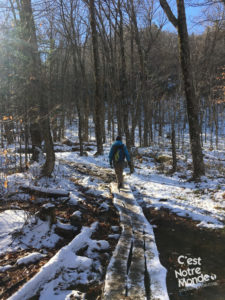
(144, 224, 169, 300)
(103, 183, 133, 299)
(123, 185, 168, 298)
(127, 229, 146, 299)
(120, 185, 146, 299)
(128, 184, 169, 300)
(103, 225, 132, 299)
(105, 183, 169, 300)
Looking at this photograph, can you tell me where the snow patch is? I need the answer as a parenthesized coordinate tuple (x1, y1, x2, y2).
(9, 222, 99, 300)
(17, 252, 46, 265)
(196, 221, 224, 229)
(0, 264, 13, 272)
(0, 210, 27, 255)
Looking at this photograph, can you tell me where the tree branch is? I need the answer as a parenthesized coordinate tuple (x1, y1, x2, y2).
(159, 0, 178, 29)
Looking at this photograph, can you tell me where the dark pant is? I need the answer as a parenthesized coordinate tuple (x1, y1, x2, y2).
(114, 161, 124, 187)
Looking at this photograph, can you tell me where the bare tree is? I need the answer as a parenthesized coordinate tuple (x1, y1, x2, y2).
(87, 0, 103, 155)
(17, 0, 55, 176)
(159, 0, 205, 178)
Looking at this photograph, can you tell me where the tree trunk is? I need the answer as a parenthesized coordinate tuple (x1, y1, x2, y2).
(143, 100, 149, 147)
(160, 0, 205, 178)
(19, 0, 55, 176)
(89, 0, 103, 155)
(19, 0, 42, 160)
(171, 119, 177, 173)
(41, 109, 55, 176)
(77, 101, 84, 156)
(177, 0, 205, 177)
(117, 0, 134, 172)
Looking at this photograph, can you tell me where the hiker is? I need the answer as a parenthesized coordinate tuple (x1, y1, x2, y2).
(109, 136, 132, 189)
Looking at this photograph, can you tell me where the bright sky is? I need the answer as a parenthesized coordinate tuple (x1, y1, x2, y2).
(186, 5, 205, 33)
(162, 2, 206, 34)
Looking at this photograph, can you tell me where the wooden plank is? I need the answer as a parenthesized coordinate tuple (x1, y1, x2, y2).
(103, 227, 132, 299)
(104, 183, 169, 300)
(121, 185, 146, 299)
(127, 229, 146, 299)
(144, 230, 169, 300)
(104, 183, 147, 299)
(103, 183, 133, 300)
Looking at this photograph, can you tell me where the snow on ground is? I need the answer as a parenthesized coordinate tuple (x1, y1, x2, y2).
(0, 210, 27, 255)
(0, 138, 112, 258)
(0, 123, 224, 298)
(128, 170, 225, 229)
(9, 222, 110, 300)
(0, 264, 12, 272)
(17, 217, 61, 250)
(55, 142, 225, 230)
(17, 252, 46, 265)
(0, 209, 61, 255)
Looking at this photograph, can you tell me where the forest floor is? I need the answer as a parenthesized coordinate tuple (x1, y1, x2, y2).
(0, 128, 225, 299)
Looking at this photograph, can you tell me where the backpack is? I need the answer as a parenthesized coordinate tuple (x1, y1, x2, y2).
(113, 144, 125, 163)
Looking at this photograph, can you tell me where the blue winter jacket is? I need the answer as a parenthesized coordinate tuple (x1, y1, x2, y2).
(109, 140, 130, 165)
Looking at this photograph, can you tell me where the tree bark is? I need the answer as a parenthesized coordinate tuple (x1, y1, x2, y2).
(19, 0, 42, 160)
(19, 0, 55, 176)
(171, 121, 177, 173)
(117, 0, 134, 172)
(89, 0, 103, 155)
(160, 0, 205, 178)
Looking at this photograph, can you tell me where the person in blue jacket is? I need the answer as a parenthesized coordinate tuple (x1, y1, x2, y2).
(109, 136, 132, 189)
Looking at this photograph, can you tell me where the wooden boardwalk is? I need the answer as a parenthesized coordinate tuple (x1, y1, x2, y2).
(103, 183, 168, 300)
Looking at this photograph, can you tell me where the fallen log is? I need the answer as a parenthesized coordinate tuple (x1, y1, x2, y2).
(60, 160, 116, 183)
(19, 186, 69, 198)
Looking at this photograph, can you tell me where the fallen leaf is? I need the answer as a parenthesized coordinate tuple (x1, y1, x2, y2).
(4, 180, 8, 189)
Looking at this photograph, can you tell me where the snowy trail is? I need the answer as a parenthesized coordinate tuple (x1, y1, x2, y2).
(103, 183, 169, 300)
(127, 172, 225, 229)
(2, 147, 223, 299)
(57, 151, 225, 229)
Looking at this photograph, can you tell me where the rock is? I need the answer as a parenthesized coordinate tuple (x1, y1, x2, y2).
(62, 138, 73, 146)
(159, 198, 168, 202)
(70, 211, 82, 227)
(38, 203, 56, 225)
(55, 222, 79, 239)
